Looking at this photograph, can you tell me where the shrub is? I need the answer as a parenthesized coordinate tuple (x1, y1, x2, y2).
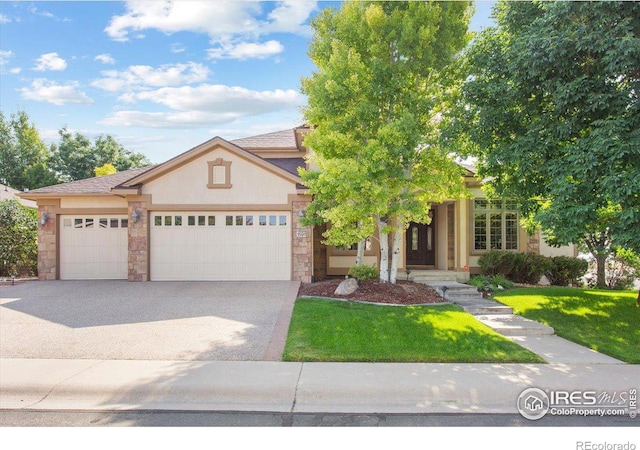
(0, 199, 38, 277)
(348, 264, 378, 281)
(510, 252, 552, 284)
(605, 248, 639, 290)
(545, 256, 588, 287)
(478, 250, 515, 276)
(468, 275, 515, 293)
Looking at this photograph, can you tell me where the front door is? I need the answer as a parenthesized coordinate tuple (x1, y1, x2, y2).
(406, 215, 436, 266)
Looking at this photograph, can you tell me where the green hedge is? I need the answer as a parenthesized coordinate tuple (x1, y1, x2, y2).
(478, 250, 551, 284)
(545, 256, 588, 287)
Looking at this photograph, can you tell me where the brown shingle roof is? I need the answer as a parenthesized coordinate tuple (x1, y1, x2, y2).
(264, 158, 305, 176)
(231, 129, 298, 149)
(25, 166, 154, 195)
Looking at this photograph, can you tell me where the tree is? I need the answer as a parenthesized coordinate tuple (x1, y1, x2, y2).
(51, 128, 151, 182)
(0, 199, 38, 277)
(456, 1, 640, 296)
(0, 110, 59, 190)
(301, 1, 472, 283)
(94, 163, 117, 177)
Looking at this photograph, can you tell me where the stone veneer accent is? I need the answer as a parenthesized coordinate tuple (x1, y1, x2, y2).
(292, 199, 312, 283)
(128, 197, 149, 281)
(313, 223, 328, 281)
(37, 205, 57, 280)
(527, 229, 541, 254)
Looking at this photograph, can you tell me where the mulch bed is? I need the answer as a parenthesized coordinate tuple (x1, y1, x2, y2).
(298, 278, 444, 305)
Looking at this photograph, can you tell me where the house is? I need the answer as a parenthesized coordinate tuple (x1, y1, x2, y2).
(1, 182, 37, 209)
(19, 125, 573, 283)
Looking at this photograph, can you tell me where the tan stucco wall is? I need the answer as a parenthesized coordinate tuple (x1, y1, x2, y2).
(540, 239, 577, 258)
(143, 148, 297, 206)
(60, 196, 128, 209)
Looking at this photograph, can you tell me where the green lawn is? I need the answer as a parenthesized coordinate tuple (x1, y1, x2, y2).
(283, 297, 543, 363)
(494, 287, 640, 364)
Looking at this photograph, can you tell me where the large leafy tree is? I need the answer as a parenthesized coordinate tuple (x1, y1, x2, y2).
(0, 110, 58, 191)
(51, 129, 151, 182)
(301, 1, 472, 283)
(0, 199, 38, 277)
(456, 1, 640, 293)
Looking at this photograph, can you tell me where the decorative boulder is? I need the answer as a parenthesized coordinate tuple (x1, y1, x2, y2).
(335, 277, 358, 296)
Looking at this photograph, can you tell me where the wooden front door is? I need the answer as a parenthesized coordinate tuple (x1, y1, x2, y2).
(406, 215, 436, 266)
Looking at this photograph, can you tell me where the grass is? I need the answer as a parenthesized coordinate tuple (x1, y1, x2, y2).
(283, 297, 543, 363)
(494, 287, 640, 364)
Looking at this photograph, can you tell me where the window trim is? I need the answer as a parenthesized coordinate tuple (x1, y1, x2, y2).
(472, 199, 519, 253)
(207, 158, 232, 189)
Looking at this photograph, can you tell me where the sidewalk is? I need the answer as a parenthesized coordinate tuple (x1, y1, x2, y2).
(1, 358, 639, 414)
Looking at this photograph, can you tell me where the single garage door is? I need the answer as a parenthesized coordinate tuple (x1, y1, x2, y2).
(59, 215, 128, 280)
(150, 212, 291, 281)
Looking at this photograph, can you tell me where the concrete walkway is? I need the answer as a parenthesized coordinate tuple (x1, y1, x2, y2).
(1, 359, 638, 414)
(426, 281, 624, 365)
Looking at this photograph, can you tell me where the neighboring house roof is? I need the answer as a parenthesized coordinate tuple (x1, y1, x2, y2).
(265, 158, 306, 177)
(20, 167, 154, 198)
(231, 128, 299, 149)
(1, 183, 37, 208)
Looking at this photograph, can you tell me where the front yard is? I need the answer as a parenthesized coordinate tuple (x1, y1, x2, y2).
(493, 287, 639, 364)
(283, 297, 543, 363)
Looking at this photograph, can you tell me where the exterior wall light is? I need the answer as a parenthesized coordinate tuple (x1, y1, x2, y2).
(131, 209, 140, 223)
(297, 209, 306, 218)
(40, 213, 49, 226)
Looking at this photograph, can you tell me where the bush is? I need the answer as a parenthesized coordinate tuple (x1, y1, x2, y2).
(478, 250, 551, 285)
(510, 252, 552, 284)
(545, 256, 588, 287)
(605, 248, 639, 290)
(468, 274, 515, 293)
(478, 250, 515, 276)
(0, 199, 38, 277)
(348, 264, 378, 281)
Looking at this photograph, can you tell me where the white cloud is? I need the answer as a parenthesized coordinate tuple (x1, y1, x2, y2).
(0, 50, 13, 65)
(9, 67, 22, 74)
(18, 79, 93, 105)
(170, 42, 186, 54)
(95, 53, 116, 65)
(208, 40, 284, 60)
(101, 84, 302, 129)
(92, 62, 210, 92)
(33, 52, 67, 71)
(105, 1, 316, 42)
(0, 14, 11, 24)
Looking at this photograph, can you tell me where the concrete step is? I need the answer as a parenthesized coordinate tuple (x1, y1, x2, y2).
(459, 303, 514, 315)
(475, 314, 555, 336)
(412, 274, 459, 283)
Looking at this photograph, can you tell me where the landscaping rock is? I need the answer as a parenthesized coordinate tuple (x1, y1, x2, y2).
(334, 278, 358, 296)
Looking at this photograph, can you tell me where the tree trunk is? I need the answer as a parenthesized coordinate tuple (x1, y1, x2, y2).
(356, 238, 365, 266)
(636, 289, 639, 307)
(377, 216, 389, 283)
(389, 220, 404, 285)
(594, 251, 607, 289)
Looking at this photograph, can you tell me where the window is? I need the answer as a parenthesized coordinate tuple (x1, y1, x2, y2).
(207, 158, 232, 189)
(188, 216, 195, 226)
(208, 216, 216, 226)
(338, 239, 373, 252)
(99, 218, 108, 228)
(85, 218, 94, 228)
(269, 215, 277, 226)
(155, 216, 162, 226)
(226, 215, 233, 226)
(473, 199, 519, 251)
(236, 215, 243, 226)
(110, 218, 119, 228)
(245, 215, 253, 226)
(121, 218, 128, 228)
(164, 216, 172, 226)
(175, 216, 182, 226)
(279, 215, 287, 226)
(198, 215, 205, 226)
(63, 218, 71, 228)
(259, 215, 267, 226)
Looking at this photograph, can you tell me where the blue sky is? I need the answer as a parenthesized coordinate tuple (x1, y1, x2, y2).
(0, 1, 495, 163)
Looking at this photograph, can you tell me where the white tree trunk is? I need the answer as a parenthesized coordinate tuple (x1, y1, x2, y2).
(389, 219, 404, 285)
(377, 216, 390, 283)
(356, 238, 366, 266)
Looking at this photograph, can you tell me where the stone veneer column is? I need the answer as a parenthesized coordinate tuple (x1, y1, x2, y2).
(37, 204, 57, 280)
(527, 229, 541, 254)
(292, 199, 312, 283)
(128, 197, 149, 281)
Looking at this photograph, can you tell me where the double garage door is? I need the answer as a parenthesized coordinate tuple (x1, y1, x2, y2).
(59, 212, 292, 281)
(150, 211, 291, 281)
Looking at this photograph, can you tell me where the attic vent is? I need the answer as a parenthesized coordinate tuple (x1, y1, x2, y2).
(207, 158, 232, 189)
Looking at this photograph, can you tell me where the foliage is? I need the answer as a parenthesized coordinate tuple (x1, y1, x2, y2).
(467, 274, 515, 293)
(51, 129, 151, 182)
(545, 256, 589, 287)
(478, 250, 551, 284)
(587, 248, 639, 291)
(283, 297, 543, 363)
(453, 1, 640, 288)
(301, 1, 473, 283)
(495, 288, 640, 363)
(347, 264, 378, 281)
(94, 163, 117, 177)
(0, 199, 37, 277)
(0, 110, 58, 191)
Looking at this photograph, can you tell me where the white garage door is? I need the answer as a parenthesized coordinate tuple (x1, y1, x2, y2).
(150, 212, 291, 281)
(60, 215, 128, 280)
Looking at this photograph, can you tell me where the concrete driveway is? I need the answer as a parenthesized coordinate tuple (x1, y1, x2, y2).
(0, 280, 298, 361)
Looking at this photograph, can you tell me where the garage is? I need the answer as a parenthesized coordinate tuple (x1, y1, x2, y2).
(150, 211, 291, 281)
(59, 215, 128, 280)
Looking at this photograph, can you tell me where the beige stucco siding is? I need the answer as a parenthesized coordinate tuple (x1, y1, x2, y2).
(60, 196, 128, 209)
(142, 148, 297, 205)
